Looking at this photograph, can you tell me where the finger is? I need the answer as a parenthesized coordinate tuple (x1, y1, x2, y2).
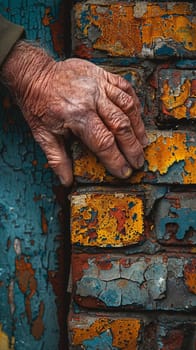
(97, 93, 145, 169)
(31, 126, 73, 187)
(103, 70, 138, 99)
(104, 83, 148, 147)
(73, 112, 133, 179)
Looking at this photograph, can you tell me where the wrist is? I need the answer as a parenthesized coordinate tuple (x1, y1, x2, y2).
(1, 41, 55, 116)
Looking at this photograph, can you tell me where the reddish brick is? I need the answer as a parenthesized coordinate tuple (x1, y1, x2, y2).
(73, 2, 196, 59)
(71, 253, 196, 311)
(71, 189, 144, 247)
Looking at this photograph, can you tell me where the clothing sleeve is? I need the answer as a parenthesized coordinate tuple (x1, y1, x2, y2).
(0, 15, 24, 66)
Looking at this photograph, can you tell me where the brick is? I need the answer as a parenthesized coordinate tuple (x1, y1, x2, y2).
(72, 2, 196, 59)
(155, 192, 196, 245)
(71, 188, 196, 249)
(158, 68, 196, 122)
(68, 310, 196, 349)
(71, 190, 144, 247)
(71, 253, 196, 311)
(157, 320, 196, 350)
(72, 130, 196, 185)
(68, 312, 142, 349)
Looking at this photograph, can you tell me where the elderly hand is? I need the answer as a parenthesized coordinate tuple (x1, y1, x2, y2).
(2, 41, 148, 186)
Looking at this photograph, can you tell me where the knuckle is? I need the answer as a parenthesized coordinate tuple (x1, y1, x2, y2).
(96, 130, 115, 153)
(117, 75, 129, 88)
(119, 92, 134, 110)
(111, 114, 131, 135)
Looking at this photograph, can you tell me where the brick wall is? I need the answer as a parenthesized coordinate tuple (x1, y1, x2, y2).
(68, 1, 196, 349)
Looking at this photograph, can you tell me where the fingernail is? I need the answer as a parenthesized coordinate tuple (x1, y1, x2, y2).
(122, 165, 132, 178)
(137, 155, 144, 168)
(142, 134, 149, 147)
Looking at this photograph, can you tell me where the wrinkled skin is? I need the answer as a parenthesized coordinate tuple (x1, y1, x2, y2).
(2, 42, 148, 186)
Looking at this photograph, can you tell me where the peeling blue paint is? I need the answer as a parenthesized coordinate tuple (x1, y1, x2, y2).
(155, 196, 196, 243)
(0, 1, 66, 348)
(83, 330, 117, 350)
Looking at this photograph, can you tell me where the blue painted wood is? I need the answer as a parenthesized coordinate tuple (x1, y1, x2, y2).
(0, 1, 68, 349)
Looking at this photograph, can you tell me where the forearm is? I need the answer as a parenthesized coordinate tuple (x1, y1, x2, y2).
(1, 41, 56, 116)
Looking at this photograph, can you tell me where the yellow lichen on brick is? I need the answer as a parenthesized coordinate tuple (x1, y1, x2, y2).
(74, 3, 196, 56)
(74, 151, 111, 182)
(143, 13, 196, 52)
(73, 132, 195, 184)
(90, 5, 142, 56)
(71, 193, 144, 247)
(160, 79, 196, 120)
(72, 318, 141, 349)
(160, 80, 191, 110)
(145, 133, 195, 180)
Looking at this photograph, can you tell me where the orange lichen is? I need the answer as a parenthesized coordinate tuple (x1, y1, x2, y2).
(184, 259, 196, 294)
(145, 133, 195, 181)
(74, 151, 112, 182)
(161, 80, 190, 110)
(72, 318, 141, 349)
(71, 193, 144, 247)
(73, 132, 196, 184)
(160, 79, 196, 120)
(75, 3, 196, 56)
(143, 14, 196, 52)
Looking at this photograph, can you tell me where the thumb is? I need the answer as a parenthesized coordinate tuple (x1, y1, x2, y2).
(31, 127, 73, 187)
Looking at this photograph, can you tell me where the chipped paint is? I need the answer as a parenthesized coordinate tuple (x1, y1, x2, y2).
(71, 192, 144, 247)
(0, 1, 67, 348)
(42, 3, 68, 58)
(71, 317, 141, 349)
(155, 192, 196, 245)
(145, 132, 196, 182)
(72, 254, 196, 310)
(159, 69, 196, 120)
(72, 131, 196, 184)
(73, 2, 196, 58)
